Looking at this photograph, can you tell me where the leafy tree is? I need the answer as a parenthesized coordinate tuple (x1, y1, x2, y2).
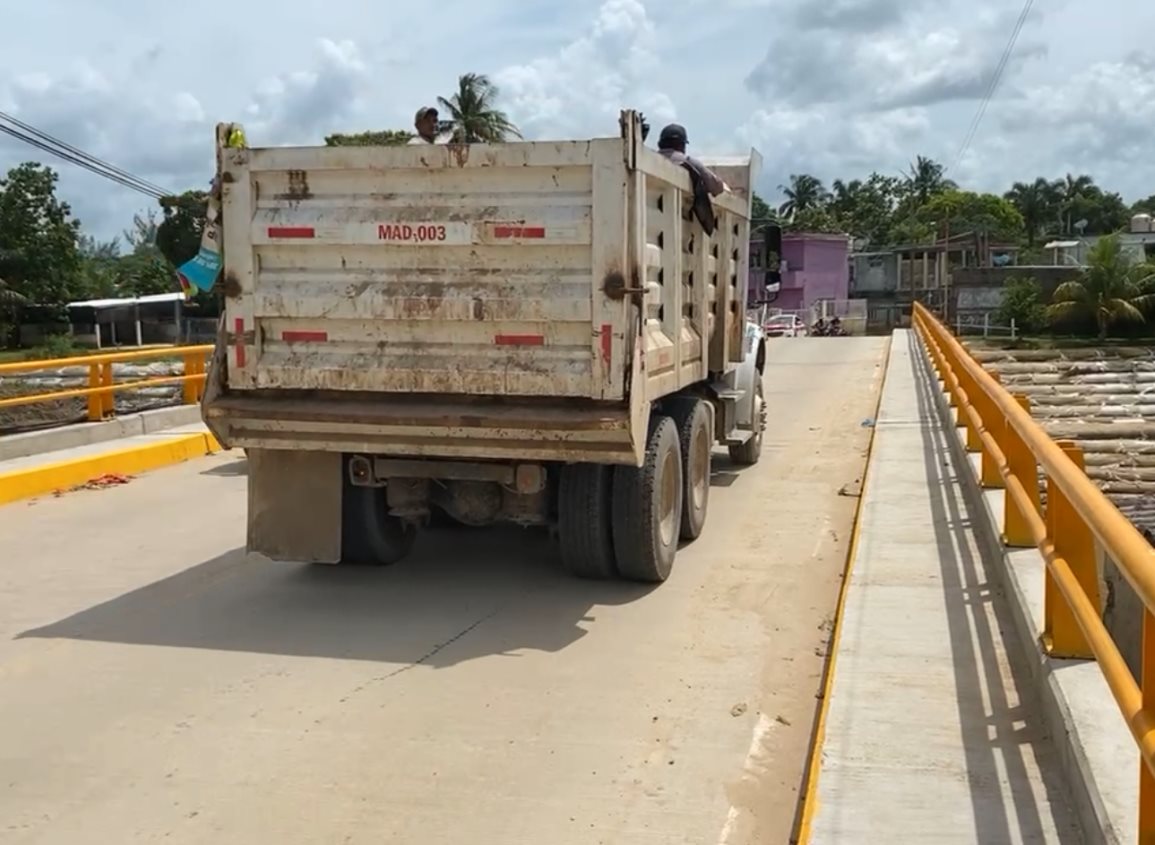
(76, 235, 121, 299)
(124, 210, 159, 250)
(115, 248, 175, 297)
(0, 162, 83, 304)
(904, 156, 956, 206)
(1052, 174, 1129, 236)
(1005, 177, 1061, 247)
(325, 130, 414, 146)
(828, 173, 900, 246)
(1048, 234, 1155, 339)
(751, 192, 775, 228)
(438, 73, 521, 143)
(156, 191, 209, 268)
(787, 206, 842, 234)
(996, 277, 1046, 333)
(1133, 194, 1155, 216)
(778, 174, 829, 219)
(917, 190, 1025, 243)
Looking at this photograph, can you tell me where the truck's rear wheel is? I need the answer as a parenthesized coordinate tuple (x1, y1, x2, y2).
(341, 480, 416, 566)
(669, 398, 712, 541)
(728, 379, 765, 467)
(612, 415, 683, 583)
(557, 464, 617, 579)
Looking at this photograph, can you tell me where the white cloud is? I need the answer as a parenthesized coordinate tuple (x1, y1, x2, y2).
(495, 0, 676, 138)
(0, 0, 1152, 240)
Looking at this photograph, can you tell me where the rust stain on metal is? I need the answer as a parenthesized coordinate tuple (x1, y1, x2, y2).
(221, 272, 243, 299)
(224, 330, 257, 345)
(279, 169, 312, 200)
(603, 270, 628, 301)
(221, 171, 236, 184)
(449, 144, 470, 168)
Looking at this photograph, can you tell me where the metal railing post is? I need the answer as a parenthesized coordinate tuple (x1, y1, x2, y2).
(978, 372, 1004, 489)
(1002, 394, 1040, 547)
(954, 356, 982, 453)
(1044, 441, 1096, 658)
(86, 363, 103, 422)
(182, 351, 198, 405)
(99, 362, 115, 417)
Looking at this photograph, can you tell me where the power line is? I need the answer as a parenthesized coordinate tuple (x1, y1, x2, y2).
(0, 110, 171, 196)
(950, 0, 1034, 174)
(0, 111, 169, 198)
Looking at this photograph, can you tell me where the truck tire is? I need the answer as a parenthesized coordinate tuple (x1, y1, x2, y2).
(341, 481, 416, 566)
(668, 398, 712, 541)
(612, 415, 683, 583)
(557, 464, 617, 579)
(728, 379, 765, 467)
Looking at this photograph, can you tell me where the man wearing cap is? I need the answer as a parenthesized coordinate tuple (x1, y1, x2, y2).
(656, 124, 728, 196)
(409, 106, 441, 144)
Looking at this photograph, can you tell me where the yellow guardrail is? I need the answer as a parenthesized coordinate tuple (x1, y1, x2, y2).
(912, 302, 1155, 841)
(0, 345, 213, 423)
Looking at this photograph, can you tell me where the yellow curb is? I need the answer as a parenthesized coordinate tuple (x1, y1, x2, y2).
(0, 431, 222, 506)
(793, 335, 892, 844)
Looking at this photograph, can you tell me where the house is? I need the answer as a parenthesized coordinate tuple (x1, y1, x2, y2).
(850, 232, 1023, 331)
(1044, 215, 1155, 267)
(751, 232, 850, 313)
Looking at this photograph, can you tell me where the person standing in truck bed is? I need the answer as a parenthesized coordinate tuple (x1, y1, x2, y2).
(656, 124, 728, 196)
(409, 106, 442, 144)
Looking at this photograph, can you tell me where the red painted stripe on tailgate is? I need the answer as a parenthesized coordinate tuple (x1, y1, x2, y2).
(600, 323, 612, 369)
(494, 334, 545, 346)
(267, 226, 316, 239)
(282, 330, 329, 343)
(493, 226, 546, 239)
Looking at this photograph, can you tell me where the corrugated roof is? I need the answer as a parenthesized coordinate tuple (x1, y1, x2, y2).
(66, 292, 184, 309)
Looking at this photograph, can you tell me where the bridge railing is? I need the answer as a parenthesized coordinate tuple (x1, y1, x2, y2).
(913, 302, 1155, 841)
(0, 345, 213, 424)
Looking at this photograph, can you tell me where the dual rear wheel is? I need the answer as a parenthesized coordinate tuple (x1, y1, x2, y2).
(558, 398, 713, 584)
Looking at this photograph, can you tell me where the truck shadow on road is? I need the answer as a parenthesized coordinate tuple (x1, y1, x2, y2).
(19, 525, 657, 668)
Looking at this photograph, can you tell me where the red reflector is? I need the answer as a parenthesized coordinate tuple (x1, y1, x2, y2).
(495, 334, 544, 346)
(282, 330, 328, 343)
(268, 226, 315, 239)
(494, 226, 545, 239)
(600, 323, 612, 368)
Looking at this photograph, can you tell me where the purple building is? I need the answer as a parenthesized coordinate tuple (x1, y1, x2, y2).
(752, 232, 850, 312)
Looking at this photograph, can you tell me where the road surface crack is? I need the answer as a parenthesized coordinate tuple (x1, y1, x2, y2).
(337, 607, 504, 704)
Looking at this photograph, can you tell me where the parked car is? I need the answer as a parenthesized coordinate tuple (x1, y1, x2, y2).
(763, 314, 807, 337)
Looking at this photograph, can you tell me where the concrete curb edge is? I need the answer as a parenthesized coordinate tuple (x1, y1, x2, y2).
(0, 431, 223, 506)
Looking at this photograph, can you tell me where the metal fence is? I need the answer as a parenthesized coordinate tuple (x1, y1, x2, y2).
(811, 299, 868, 336)
(914, 302, 1155, 840)
(0, 346, 213, 423)
(954, 311, 1019, 339)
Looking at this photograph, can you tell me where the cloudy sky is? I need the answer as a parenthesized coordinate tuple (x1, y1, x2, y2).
(1, 0, 1152, 241)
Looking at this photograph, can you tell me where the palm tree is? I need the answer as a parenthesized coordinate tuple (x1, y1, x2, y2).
(778, 174, 829, 220)
(1048, 234, 1155, 339)
(1005, 177, 1060, 247)
(904, 156, 956, 206)
(1056, 173, 1096, 234)
(437, 73, 522, 143)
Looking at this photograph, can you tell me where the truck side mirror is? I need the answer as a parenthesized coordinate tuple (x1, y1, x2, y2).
(760, 224, 781, 304)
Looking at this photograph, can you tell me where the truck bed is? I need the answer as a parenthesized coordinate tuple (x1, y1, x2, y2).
(206, 119, 758, 465)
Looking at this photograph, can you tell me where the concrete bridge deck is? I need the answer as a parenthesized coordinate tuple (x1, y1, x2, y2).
(0, 332, 1132, 843)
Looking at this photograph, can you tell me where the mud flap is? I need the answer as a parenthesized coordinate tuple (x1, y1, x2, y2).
(247, 448, 342, 563)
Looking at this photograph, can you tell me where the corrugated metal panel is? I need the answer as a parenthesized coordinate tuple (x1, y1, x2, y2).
(221, 144, 615, 399)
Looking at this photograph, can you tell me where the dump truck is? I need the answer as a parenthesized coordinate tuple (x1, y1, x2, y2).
(200, 110, 769, 583)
